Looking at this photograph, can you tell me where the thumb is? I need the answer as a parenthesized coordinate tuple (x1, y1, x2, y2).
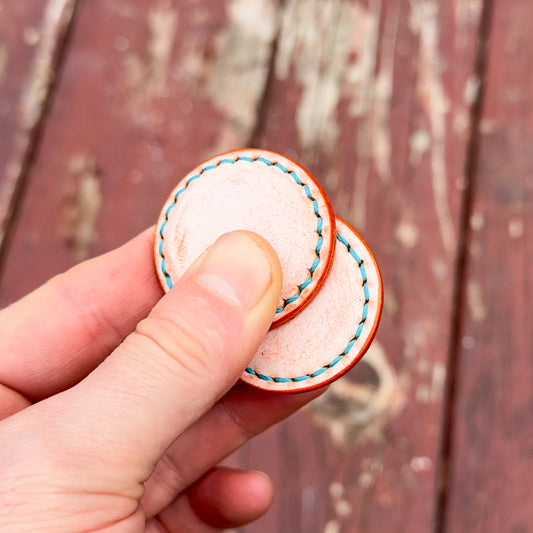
(10, 231, 281, 479)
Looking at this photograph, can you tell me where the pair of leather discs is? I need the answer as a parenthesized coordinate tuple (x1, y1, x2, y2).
(154, 149, 383, 393)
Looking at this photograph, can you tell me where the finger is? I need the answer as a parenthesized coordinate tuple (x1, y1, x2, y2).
(0, 228, 162, 400)
(146, 468, 273, 533)
(142, 383, 324, 517)
(7, 231, 282, 489)
(0, 384, 31, 419)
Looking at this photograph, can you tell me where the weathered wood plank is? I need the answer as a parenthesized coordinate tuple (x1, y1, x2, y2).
(0, 0, 280, 305)
(230, 0, 484, 531)
(0, 0, 76, 252)
(0, 1, 487, 532)
(444, 0, 533, 531)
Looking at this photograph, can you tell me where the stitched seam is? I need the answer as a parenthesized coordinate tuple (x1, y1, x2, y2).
(157, 156, 324, 314)
(245, 232, 369, 383)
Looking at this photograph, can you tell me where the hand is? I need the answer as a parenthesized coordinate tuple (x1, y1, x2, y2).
(0, 230, 323, 532)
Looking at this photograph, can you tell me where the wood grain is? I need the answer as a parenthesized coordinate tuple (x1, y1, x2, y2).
(0, 0, 497, 532)
(445, 0, 533, 531)
(233, 0, 484, 531)
(0, 0, 76, 251)
(0, 0, 280, 305)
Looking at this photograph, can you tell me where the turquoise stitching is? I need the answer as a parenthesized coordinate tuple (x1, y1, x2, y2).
(157, 155, 325, 314)
(245, 232, 369, 383)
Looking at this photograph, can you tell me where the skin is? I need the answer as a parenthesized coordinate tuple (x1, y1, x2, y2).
(0, 229, 324, 532)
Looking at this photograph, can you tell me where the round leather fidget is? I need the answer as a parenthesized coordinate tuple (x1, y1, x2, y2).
(154, 149, 336, 326)
(241, 217, 383, 393)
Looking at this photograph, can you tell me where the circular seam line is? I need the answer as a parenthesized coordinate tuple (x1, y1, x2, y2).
(157, 155, 325, 314)
(244, 232, 370, 383)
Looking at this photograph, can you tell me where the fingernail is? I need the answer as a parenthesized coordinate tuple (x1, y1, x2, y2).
(191, 232, 274, 310)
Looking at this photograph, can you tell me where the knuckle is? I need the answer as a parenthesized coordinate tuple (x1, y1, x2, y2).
(220, 395, 256, 440)
(132, 300, 236, 382)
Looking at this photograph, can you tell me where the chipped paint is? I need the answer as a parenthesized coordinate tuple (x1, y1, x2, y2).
(330, 482, 353, 518)
(464, 75, 480, 105)
(416, 363, 445, 404)
(275, 0, 397, 226)
(147, 5, 177, 95)
(23, 26, 41, 46)
(409, 129, 431, 166)
(454, 0, 483, 37)
(21, 0, 77, 129)
(410, 456, 433, 472)
(346, 0, 381, 229)
(204, 0, 277, 152)
(323, 519, 341, 533)
(371, 5, 399, 183)
(470, 211, 485, 231)
(307, 340, 404, 446)
(480, 118, 498, 134)
(467, 280, 488, 322)
(65, 155, 102, 260)
(124, 3, 177, 102)
(410, 0, 456, 255)
(394, 219, 420, 248)
(276, 0, 357, 152)
(509, 218, 523, 238)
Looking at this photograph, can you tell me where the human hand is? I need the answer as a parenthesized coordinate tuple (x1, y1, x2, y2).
(0, 230, 323, 532)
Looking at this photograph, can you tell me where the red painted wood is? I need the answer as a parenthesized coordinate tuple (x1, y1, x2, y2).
(0, 0, 491, 532)
(445, 0, 533, 531)
(241, 0, 483, 531)
(0, 0, 279, 305)
(0, 0, 75, 247)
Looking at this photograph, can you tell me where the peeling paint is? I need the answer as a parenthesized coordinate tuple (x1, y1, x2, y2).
(65, 155, 102, 261)
(394, 219, 420, 248)
(204, 0, 277, 152)
(453, 109, 469, 133)
(410, 456, 433, 472)
(307, 340, 404, 446)
(124, 3, 177, 102)
(275, 0, 394, 226)
(347, 0, 381, 229)
(467, 280, 488, 322)
(480, 118, 498, 134)
(416, 364, 444, 404)
(454, 0, 483, 36)
(464, 75, 480, 105)
(509, 218, 523, 238)
(23, 26, 41, 46)
(410, 0, 456, 255)
(323, 519, 341, 533)
(21, 0, 77, 129)
(358, 457, 383, 489)
(470, 211, 484, 231)
(276, 0, 358, 152)
(330, 482, 353, 518)
(409, 129, 431, 166)
(371, 6, 399, 183)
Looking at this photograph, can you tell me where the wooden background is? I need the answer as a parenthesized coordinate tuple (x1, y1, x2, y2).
(1, 0, 531, 531)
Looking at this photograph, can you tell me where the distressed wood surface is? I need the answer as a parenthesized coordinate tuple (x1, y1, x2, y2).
(0, 0, 279, 302)
(3, 0, 525, 532)
(444, 0, 533, 531)
(0, 0, 76, 253)
(236, 0, 483, 531)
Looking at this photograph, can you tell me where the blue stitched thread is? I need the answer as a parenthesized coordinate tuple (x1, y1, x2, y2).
(245, 232, 370, 383)
(157, 156, 325, 305)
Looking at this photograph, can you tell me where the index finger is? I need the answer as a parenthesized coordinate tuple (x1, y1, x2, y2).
(0, 228, 163, 401)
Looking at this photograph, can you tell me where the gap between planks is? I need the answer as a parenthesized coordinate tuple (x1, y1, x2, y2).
(0, 0, 79, 279)
(434, 0, 496, 531)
